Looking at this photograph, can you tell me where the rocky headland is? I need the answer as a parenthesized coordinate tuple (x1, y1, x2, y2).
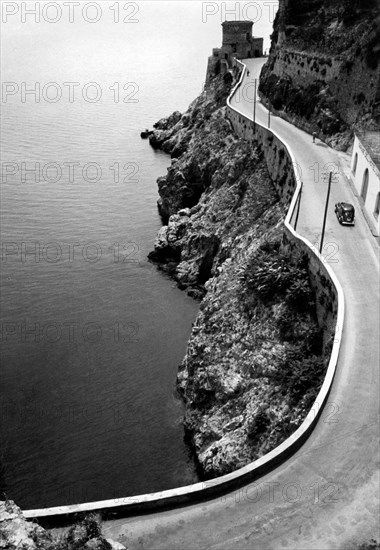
(147, 70, 332, 477)
(259, 0, 380, 150)
(0, 500, 125, 549)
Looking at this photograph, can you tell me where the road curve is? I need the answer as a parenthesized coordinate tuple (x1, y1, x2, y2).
(103, 59, 380, 550)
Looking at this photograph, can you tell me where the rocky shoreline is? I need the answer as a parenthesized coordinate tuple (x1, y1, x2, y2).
(147, 71, 331, 478)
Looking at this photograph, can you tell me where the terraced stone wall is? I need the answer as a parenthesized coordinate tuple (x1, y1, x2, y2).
(273, 48, 342, 84)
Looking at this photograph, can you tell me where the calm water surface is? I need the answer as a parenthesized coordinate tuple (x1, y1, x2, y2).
(0, 1, 276, 508)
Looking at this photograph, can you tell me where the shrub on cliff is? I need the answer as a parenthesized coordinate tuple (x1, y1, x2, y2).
(247, 409, 271, 439)
(241, 239, 325, 403)
(61, 514, 112, 550)
(243, 241, 312, 308)
(33, 513, 115, 550)
(273, 348, 326, 402)
(285, 278, 314, 311)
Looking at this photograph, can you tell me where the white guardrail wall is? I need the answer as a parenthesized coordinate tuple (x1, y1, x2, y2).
(24, 60, 345, 522)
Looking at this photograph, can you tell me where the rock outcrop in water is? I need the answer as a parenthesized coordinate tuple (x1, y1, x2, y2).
(148, 71, 330, 477)
(259, 0, 380, 150)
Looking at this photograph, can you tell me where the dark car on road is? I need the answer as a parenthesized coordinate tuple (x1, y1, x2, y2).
(334, 202, 355, 225)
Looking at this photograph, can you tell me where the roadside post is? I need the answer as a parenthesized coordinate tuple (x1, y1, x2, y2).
(320, 171, 332, 253)
(253, 78, 257, 135)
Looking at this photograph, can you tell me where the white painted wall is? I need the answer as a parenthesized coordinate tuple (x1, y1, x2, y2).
(351, 135, 380, 235)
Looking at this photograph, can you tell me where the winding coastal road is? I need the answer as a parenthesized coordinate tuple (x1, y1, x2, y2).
(103, 59, 380, 550)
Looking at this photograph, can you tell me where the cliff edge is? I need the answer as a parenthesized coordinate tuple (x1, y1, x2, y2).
(0, 500, 125, 549)
(147, 70, 333, 478)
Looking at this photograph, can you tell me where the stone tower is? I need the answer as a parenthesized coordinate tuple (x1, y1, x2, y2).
(205, 20, 264, 84)
(221, 21, 263, 59)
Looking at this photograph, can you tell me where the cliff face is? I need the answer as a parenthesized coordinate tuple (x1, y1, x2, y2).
(0, 500, 125, 549)
(148, 72, 330, 478)
(148, 71, 279, 299)
(177, 235, 330, 478)
(259, 0, 380, 150)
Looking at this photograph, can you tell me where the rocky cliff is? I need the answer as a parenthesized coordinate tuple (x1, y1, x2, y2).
(148, 71, 331, 477)
(0, 500, 125, 549)
(259, 0, 380, 150)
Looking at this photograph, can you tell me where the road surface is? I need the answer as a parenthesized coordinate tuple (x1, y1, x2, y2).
(103, 59, 380, 550)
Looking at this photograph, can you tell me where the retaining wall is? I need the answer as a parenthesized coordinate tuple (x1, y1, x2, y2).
(227, 62, 339, 333)
(227, 107, 297, 207)
(265, 47, 379, 126)
(274, 48, 341, 85)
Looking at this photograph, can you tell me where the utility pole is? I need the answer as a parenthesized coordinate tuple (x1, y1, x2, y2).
(319, 172, 332, 254)
(253, 78, 257, 135)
